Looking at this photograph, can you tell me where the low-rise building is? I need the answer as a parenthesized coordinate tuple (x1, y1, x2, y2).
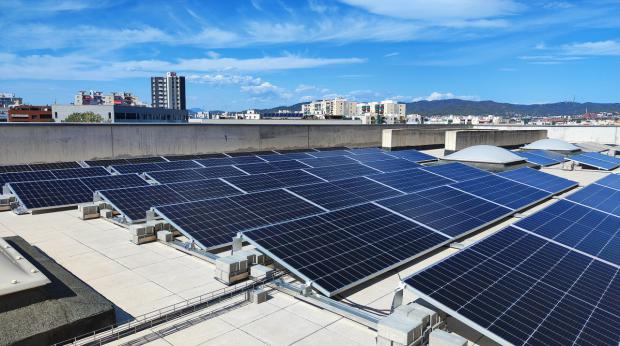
(8, 105, 53, 122)
(302, 98, 357, 119)
(51, 105, 188, 123)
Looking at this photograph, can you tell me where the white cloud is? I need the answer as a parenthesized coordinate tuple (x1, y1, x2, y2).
(562, 40, 620, 56)
(384, 52, 399, 57)
(206, 51, 221, 59)
(412, 92, 479, 102)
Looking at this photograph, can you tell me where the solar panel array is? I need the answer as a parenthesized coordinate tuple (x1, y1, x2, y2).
(145, 166, 246, 184)
(0, 161, 81, 173)
(569, 152, 620, 170)
(516, 150, 565, 166)
(85, 156, 167, 167)
(498, 167, 578, 194)
(0, 166, 111, 186)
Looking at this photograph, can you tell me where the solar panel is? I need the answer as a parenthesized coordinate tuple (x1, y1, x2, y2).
(288, 177, 402, 210)
(97, 185, 187, 222)
(570, 153, 620, 170)
(84, 158, 130, 167)
(566, 184, 620, 217)
(596, 174, 620, 190)
(274, 148, 318, 154)
(514, 199, 620, 265)
(166, 179, 243, 201)
(50, 167, 111, 180)
(81, 174, 149, 192)
(308, 150, 352, 158)
(195, 156, 264, 167)
(498, 167, 578, 194)
(243, 203, 449, 296)
(155, 160, 202, 171)
(345, 152, 395, 162)
(421, 162, 491, 182)
(224, 170, 322, 192)
(235, 160, 309, 174)
(451, 175, 550, 210)
(362, 158, 422, 172)
(378, 186, 513, 237)
(28, 162, 82, 171)
(388, 149, 437, 162)
(194, 166, 247, 179)
(298, 156, 357, 168)
(154, 189, 324, 250)
(0, 164, 32, 173)
(125, 156, 167, 164)
(258, 152, 315, 161)
(517, 150, 565, 166)
(111, 163, 162, 174)
(367, 168, 453, 193)
(163, 153, 227, 161)
(225, 151, 275, 157)
(581, 151, 620, 165)
(268, 169, 324, 187)
(314, 147, 349, 151)
(145, 169, 206, 184)
(0, 170, 57, 186)
(404, 226, 620, 346)
(8, 179, 93, 210)
(346, 147, 383, 154)
(303, 163, 379, 181)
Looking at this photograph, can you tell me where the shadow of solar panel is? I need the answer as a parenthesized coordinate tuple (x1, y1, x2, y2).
(50, 167, 111, 180)
(388, 149, 436, 162)
(515, 199, 620, 265)
(516, 151, 559, 166)
(421, 162, 491, 182)
(345, 152, 395, 162)
(194, 166, 247, 179)
(125, 157, 166, 164)
(111, 163, 161, 174)
(0, 171, 57, 186)
(154, 189, 324, 249)
(145, 169, 205, 184)
(596, 174, 620, 190)
(9, 179, 93, 210)
(378, 186, 513, 237)
(29, 162, 82, 171)
(167, 179, 242, 201)
(258, 152, 315, 161)
(304, 163, 379, 181)
(164, 153, 227, 161)
(97, 185, 187, 222)
(404, 226, 620, 346)
(235, 160, 308, 174)
(0, 164, 32, 173)
(498, 167, 577, 194)
(570, 154, 620, 170)
(156, 160, 202, 170)
(81, 174, 149, 192)
(566, 184, 620, 217)
(452, 175, 550, 210)
(84, 158, 130, 167)
(367, 168, 453, 193)
(362, 158, 421, 172)
(298, 156, 357, 168)
(244, 203, 449, 296)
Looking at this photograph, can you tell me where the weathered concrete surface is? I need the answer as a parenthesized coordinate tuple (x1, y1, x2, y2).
(445, 129, 547, 152)
(0, 236, 115, 346)
(382, 128, 450, 149)
(474, 125, 620, 145)
(0, 124, 466, 164)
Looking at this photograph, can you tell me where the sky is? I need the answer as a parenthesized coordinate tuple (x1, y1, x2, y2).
(1, 0, 619, 110)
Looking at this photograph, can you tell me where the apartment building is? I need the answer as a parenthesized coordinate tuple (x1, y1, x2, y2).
(151, 72, 186, 110)
(74, 91, 141, 106)
(301, 98, 357, 119)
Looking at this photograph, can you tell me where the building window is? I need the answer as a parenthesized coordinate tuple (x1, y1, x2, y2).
(54, 112, 58, 119)
(108, 112, 111, 120)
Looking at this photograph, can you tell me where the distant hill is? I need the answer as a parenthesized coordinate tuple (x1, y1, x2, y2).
(208, 100, 620, 117)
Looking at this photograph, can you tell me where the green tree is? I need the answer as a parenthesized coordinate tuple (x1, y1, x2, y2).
(62, 112, 104, 123)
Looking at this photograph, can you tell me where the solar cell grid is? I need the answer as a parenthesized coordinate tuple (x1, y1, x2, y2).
(145, 169, 206, 184)
(421, 162, 491, 182)
(345, 152, 395, 162)
(362, 158, 421, 172)
(244, 203, 449, 296)
(514, 199, 620, 265)
(97, 185, 187, 222)
(570, 153, 620, 170)
(307, 150, 352, 158)
(84, 158, 130, 167)
(378, 186, 513, 237)
(314, 147, 349, 151)
(298, 156, 357, 168)
(387, 149, 437, 162)
(50, 166, 111, 180)
(111, 163, 161, 174)
(258, 152, 315, 161)
(451, 175, 550, 210)
(125, 156, 167, 164)
(81, 174, 149, 192)
(582, 151, 620, 164)
(166, 179, 242, 201)
(194, 166, 247, 180)
(404, 226, 620, 346)
(367, 168, 453, 193)
(267, 169, 324, 187)
(516, 151, 559, 166)
(9, 178, 93, 210)
(346, 147, 384, 155)
(0, 164, 32, 173)
(225, 151, 275, 157)
(163, 153, 227, 161)
(497, 167, 577, 194)
(155, 160, 202, 171)
(28, 162, 82, 171)
(223, 174, 284, 193)
(566, 184, 620, 217)
(595, 174, 620, 190)
(274, 148, 318, 154)
(304, 163, 379, 181)
(195, 156, 265, 167)
(235, 160, 309, 174)
(0, 170, 57, 186)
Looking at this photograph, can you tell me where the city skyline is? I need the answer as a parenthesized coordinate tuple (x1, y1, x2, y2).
(1, 0, 619, 110)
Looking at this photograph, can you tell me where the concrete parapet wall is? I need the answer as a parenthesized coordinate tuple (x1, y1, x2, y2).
(382, 128, 450, 149)
(445, 129, 547, 152)
(473, 125, 620, 144)
(0, 123, 465, 164)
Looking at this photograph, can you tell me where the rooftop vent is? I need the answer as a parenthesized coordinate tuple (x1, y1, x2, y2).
(443, 145, 525, 165)
(522, 138, 579, 152)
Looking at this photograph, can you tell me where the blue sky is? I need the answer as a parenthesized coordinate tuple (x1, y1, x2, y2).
(1, 0, 619, 110)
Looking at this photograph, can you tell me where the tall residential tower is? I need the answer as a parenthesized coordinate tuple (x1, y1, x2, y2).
(151, 72, 186, 110)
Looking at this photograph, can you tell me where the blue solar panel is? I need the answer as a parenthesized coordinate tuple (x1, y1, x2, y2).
(97, 185, 187, 222)
(163, 153, 227, 161)
(195, 156, 265, 167)
(235, 160, 309, 174)
(225, 151, 275, 157)
(194, 166, 247, 180)
(0, 170, 57, 186)
(258, 152, 315, 161)
(378, 186, 513, 237)
(84, 158, 131, 167)
(303, 163, 379, 181)
(307, 150, 352, 158)
(451, 175, 550, 210)
(581, 151, 620, 165)
(166, 179, 242, 201)
(156, 160, 202, 170)
(274, 148, 318, 154)
(288, 177, 402, 210)
(421, 162, 491, 182)
(0, 164, 32, 173)
(81, 174, 149, 192)
(298, 156, 357, 168)
(223, 174, 284, 192)
(516, 151, 559, 166)
(346, 147, 384, 155)
(268, 169, 324, 187)
(388, 149, 437, 162)
(367, 168, 453, 193)
(362, 158, 421, 172)
(50, 167, 111, 180)
(404, 226, 620, 346)
(154, 189, 324, 249)
(29, 162, 82, 171)
(9, 179, 93, 210)
(566, 184, 620, 217)
(145, 169, 206, 184)
(345, 152, 395, 162)
(243, 203, 449, 296)
(515, 199, 620, 265)
(596, 174, 620, 190)
(570, 153, 620, 170)
(111, 163, 161, 174)
(498, 167, 577, 194)
(125, 157, 167, 164)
